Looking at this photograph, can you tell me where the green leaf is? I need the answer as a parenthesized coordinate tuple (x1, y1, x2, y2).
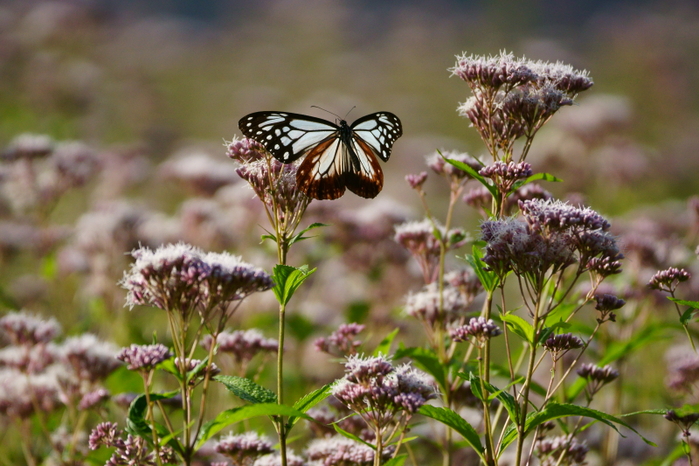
(383, 455, 408, 466)
(500, 402, 656, 449)
(512, 172, 562, 191)
(500, 314, 535, 345)
(289, 222, 329, 245)
(196, 403, 315, 449)
(126, 391, 183, 454)
(287, 383, 333, 428)
(156, 358, 180, 379)
(374, 328, 400, 356)
(668, 298, 699, 309)
(213, 375, 277, 404)
(333, 423, 375, 449)
(441, 152, 495, 197)
(394, 346, 446, 392)
(272, 264, 317, 306)
(419, 405, 485, 461)
(467, 374, 520, 424)
(681, 307, 697, 326)
(465, 243, 499, 292)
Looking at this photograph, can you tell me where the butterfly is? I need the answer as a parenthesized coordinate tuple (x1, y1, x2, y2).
(238, 111, 402, 200)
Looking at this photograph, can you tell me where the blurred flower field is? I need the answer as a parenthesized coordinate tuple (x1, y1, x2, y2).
(2, 1, 699, 465)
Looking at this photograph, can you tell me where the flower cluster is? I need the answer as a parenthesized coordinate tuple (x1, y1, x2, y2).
(214, 432, 274, 466)
(648, 267, 691, 293)
(543, 333, 584, 355)
(89, 422, 176, 466)
(481, 199, 622, 284)
(594, 293, 625, 323)
(451, 52, 593, 159)
(332, 355, 436, 432)
(314, 323, 365, 357)
(394, 218, 467, 284)
(0, 311, 61, 346)
(306, 435, 390, 466)
(405, 282, 472, 330)
(534, 434, 589, 466)
(479, 161, 533, 193)
(121, 242, 273, 326)
(577, 363, 619, 398)
(117, 344, 173, 372)
(450, 317, 502, 347)
(201, 329, 277, 371)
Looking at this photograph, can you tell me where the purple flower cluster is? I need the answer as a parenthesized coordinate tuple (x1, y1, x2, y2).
(543, 333, 584, 354)
(226, 136, 266, 164)
(88, 422, 176, 466)
(405, 171, 428, 191)
(451, 52, 593, 157)
(121, 242, 273, 324)
(479, 161, 533, 193)
(0, 311, 61, 346)
(534, 434, 589, 466)
(306, 435, 390, 466)
(405, 282, 471, 329)
(214, 432, 274, 466)
(450, 317, 502, 347)
(394, 219, 467, 284)
(60, 334, 121, 383)
(201, 329, 277, 365)
(117, 343, 173, 371)
(481, 199, 622, 282)
(314, 323, 365, 357)
(648, 267, 691, 293)
(577, 363, 619, 397)
(332, 355, 436, 431)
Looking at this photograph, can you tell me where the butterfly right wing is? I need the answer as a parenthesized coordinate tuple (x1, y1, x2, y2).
(238, 111, 339, 163)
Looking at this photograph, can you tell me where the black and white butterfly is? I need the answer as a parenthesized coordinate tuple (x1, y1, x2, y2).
(238, 111, 402, 200)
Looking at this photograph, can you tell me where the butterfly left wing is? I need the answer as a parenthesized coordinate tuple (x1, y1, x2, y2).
(238, 111, 339, 163)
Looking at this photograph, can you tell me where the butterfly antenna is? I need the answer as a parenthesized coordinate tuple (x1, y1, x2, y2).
(343, 106, 356, 120)
(311, 105, 344, 122)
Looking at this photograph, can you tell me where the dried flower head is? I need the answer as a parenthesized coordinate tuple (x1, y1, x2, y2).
(117, 344, 173, 372)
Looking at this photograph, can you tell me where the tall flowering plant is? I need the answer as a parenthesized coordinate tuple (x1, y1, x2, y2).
(396, 51, 654, 466)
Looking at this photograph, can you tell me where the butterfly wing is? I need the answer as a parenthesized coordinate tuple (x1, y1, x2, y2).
(350, 112, 403, 162)
(296, 136, 349, 200)
(238, 111, 339, 163)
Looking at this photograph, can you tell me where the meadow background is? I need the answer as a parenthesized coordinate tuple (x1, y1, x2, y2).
(2, 0, 699, 464)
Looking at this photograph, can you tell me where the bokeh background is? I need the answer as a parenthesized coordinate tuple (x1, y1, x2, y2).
(2, 0, 699, 463)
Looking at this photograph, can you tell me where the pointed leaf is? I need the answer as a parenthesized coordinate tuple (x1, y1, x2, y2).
(467, 374, 520, 424)
(383, 455, 408, 466)
(500, 314, 535, 345)
(374, 328, 400, 356)
(465, 243, 499, 292)
(333, 423, 375, 449)
(500, 402, 656, 449)
(419, 405, 485, 460)
(512, 172, 562, 191)
(441, 153, 495, 197)
(289, 222, 329, 245)
(287, 383, 333, 428)
(213, 375, 277, 404)
(272, 264, 317, 306)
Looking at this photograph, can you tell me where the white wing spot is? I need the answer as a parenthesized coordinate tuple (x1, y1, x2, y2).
(274, 144, 280, 150)
(280, 136, 292, 146)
